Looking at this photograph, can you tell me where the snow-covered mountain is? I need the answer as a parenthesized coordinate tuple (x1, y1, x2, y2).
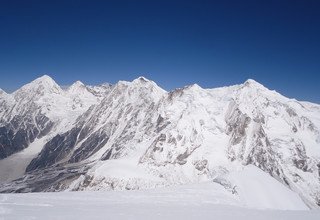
(0, 75, 319, 209)
(0, 75, 111, 181)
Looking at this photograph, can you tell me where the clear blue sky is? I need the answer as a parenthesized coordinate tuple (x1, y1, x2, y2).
(0, 0, 319, 103)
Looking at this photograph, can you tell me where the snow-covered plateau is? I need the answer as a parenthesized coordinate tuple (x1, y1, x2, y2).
(1, 179, 320, 220)
(0, 75, 320, 217)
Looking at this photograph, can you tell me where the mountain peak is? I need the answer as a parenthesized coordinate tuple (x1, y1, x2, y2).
(186, 83, 202, 90)
(73, 80, 85, 86)
(68, 80, 85, 89)
(131, 76, 167, 94)
(242, 79, 267, 90)
(132, 76, 150, 83)
(244, 78, 261, 85)
(14, 75, 62, 96)
(32, 74, 56, 84)
(67, 80, 91, 95)
(28, 75, 59, 88)
(99, 82, 113, 88)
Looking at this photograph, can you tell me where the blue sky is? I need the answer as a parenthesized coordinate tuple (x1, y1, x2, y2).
(0, 0, 319, 103)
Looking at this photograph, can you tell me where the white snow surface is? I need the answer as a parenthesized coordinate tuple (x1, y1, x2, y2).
(0, 182, 318, 220)
(227, 165, 308, 210)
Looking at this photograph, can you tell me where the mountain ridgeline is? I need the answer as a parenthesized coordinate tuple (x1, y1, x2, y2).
(0, 75, 319, 208)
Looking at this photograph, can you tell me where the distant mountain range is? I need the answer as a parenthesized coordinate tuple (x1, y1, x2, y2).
(0, 75, 319, 209)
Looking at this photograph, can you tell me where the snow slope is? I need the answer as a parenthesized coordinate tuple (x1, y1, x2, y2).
(227, 165, 307, 210)
(0, 182, 318, 220)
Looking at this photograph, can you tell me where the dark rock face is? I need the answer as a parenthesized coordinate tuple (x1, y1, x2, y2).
(243, 124, 283, 178)
(0, 114, 53, 159)
(101, 148, 113, 161)
(26, 127, 81, 172)
(0, 163, 92, 193)
(225, 101, 251, 148)
(291, 140, 310, 172)
(69, 129, 109, 163)
(155, 115, 171, 133)
(225, 101, 250, 161)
